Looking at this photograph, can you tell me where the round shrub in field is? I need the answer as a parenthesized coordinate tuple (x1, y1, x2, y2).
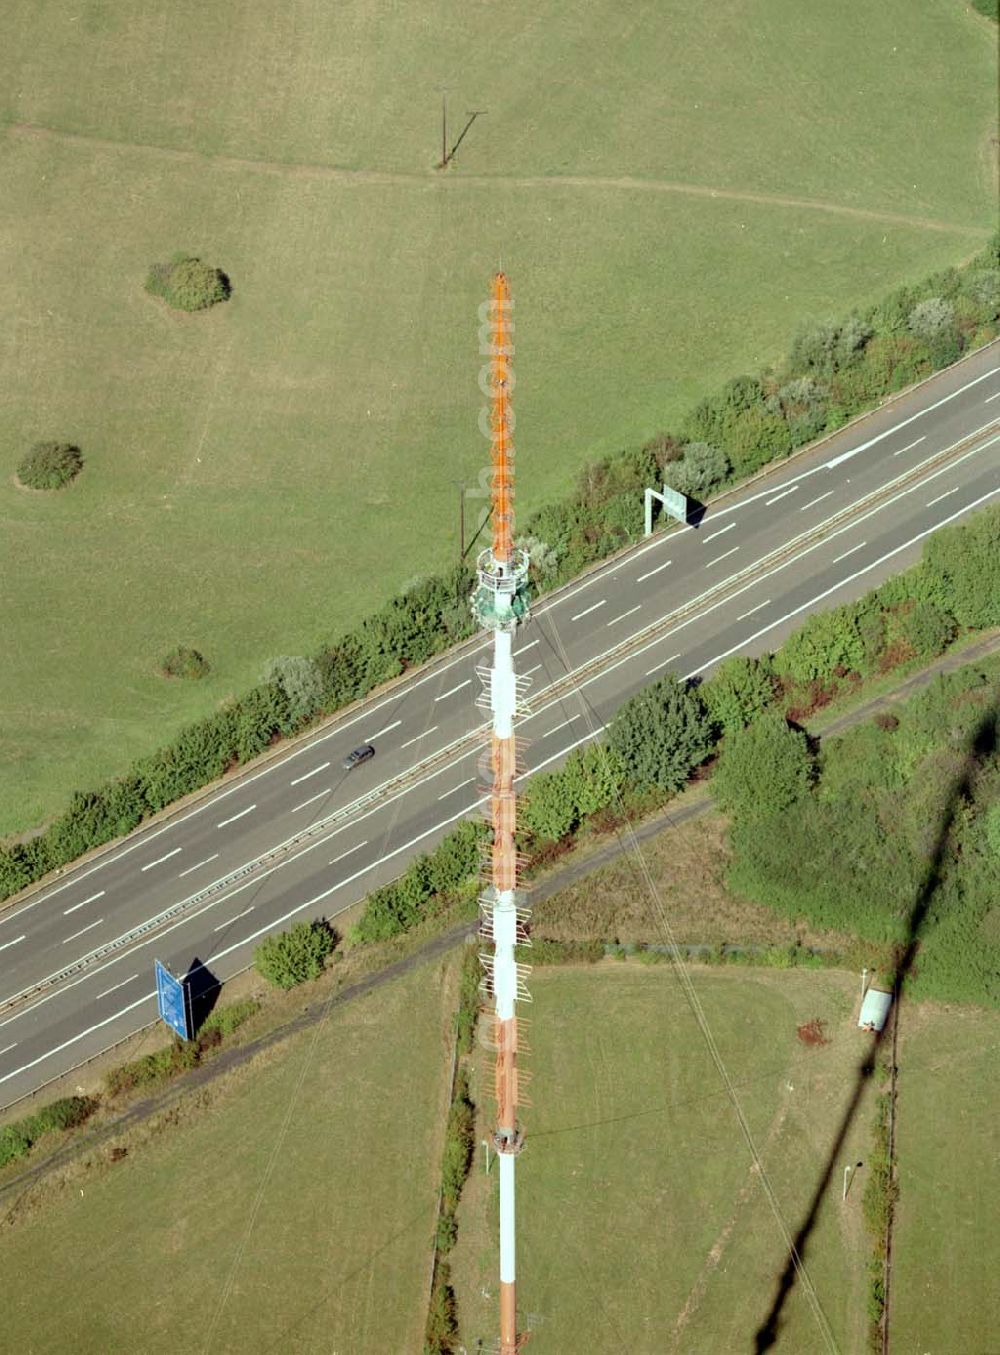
(146, 255, 231, 312)
(254, 919, 336, 989)
(16, 441, 83, 490)
(161, 646, 210, 680)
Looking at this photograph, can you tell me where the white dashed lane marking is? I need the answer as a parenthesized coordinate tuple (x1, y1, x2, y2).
(926, 487, 959, 508)
(140, 848, 182, 873)
(217, 805, 256, 829)
(703, 523, 735, 544)
(289, 762, 330, 787)
(95, 975, 138, 1002)
(832, 541, 867, 564)
(570, 600, 606, 622)
(893, 436, 927, 456)
(400, 728, 438, 750)
(63, 890, 106, 915)
(765, 486, 798, 506)
(365, 720, 402, 740)
(799, 490, 835, 511)
(62, 918, 104, 945)
(330, 841, 369, 866)
(215, 907, 254, 932)
(435, 681, 472, 701)
(636, 560, 672, 583)
(706, 546, 739, 568)
(645, 653, 681, 676)
(178, 854, 219, 878)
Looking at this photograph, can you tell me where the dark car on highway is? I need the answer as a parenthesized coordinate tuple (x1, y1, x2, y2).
(342, 743, 375, 771)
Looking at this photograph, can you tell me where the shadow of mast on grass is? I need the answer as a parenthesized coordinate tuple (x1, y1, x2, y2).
(752, 702, 997, 1353)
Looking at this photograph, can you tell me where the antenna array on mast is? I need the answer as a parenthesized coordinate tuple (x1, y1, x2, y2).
(471, 272, 531, 1354)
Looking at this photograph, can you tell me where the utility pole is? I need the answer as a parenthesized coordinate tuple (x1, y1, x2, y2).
(452, 479, 466, 561)
(441, 92, 448, 169)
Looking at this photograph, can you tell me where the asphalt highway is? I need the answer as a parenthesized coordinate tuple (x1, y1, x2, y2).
(1, 343, 998, 1109)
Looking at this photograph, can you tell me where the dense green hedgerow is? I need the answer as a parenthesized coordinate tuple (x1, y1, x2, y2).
(0, 1095, 97, 1169)
(145, 254, 231, 312)
(2, 237, 998, 900)
(16, 441, 83, 490)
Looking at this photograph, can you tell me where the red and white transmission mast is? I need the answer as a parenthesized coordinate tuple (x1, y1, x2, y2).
(472, 272, 531, 1355)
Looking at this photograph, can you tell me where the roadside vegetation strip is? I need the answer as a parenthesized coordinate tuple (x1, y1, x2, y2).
(0, 964, 451, 1355)
(0, 920, 473, 1209)
(2, 211, 997, 878)
(424, 945, 481, 1354)
(2, 627, 995, 1207)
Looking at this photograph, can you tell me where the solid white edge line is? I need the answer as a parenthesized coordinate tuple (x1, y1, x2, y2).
(9, 482, 999, 1090)
(17, 439, 999, 1015)
(8, 430, 998, 1032)
(0, 991, 157, 1086)
(683, 485, 1000, 681)
(15, 366, 996, 916)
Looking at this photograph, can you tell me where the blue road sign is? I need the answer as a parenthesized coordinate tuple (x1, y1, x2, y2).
(155, 960, 192, 1041)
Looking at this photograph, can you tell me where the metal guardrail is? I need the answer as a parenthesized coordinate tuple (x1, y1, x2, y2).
(523, 421, 999, 711)
(3, 421, 993, 1017)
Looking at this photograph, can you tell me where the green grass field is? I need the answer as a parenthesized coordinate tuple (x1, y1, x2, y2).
(0, 961, 453, 1353)
(2, 0, 995, 834)
(451, 964, 877, 1353)
(891, 1002, 1000, 1353)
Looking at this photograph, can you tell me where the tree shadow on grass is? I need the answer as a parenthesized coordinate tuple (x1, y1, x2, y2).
(752, 704, 997, 1352)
